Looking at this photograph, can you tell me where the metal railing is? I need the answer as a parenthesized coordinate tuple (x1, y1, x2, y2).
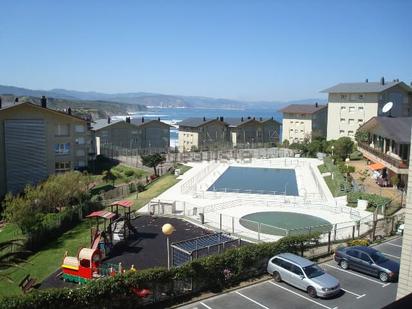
(358, 142, 409, 169)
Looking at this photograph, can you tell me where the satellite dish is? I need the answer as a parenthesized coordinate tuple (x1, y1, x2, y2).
(382, 102, 393, 114)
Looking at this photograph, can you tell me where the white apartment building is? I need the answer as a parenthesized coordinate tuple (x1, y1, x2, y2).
(279, 103, 327, 143)
(322, 78, 412, 141)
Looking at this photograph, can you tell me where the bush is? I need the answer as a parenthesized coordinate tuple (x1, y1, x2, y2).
(347, 192, 391, 211)
(347, 239, 370, 247)
(128, 183, 137, 193)
(349, 151, 363, 160)
(137, 183, 146, 192)
(0, 234, 320, 308)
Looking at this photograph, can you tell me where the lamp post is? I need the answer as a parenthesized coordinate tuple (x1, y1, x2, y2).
(331, 145, 334, 157)
(162, 223, 175, 270)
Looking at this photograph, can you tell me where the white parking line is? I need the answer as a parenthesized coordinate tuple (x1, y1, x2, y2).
(384, 242, 402, 248)
(341, 288, 365, 299)
(200, 302, 213, 309)
(268, 281, 338, 309)
(235, 291, 270, 309)
(323, 264, 386, 287)
(382, 252, 400, 259)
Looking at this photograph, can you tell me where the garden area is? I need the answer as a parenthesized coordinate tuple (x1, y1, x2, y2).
(0, 154, 191, 298)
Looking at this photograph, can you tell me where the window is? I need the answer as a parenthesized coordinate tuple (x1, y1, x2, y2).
(56, 124, 70, 136)
(75, 137, 85, 145)
(54, 143, 70, 155)
(295, 129, 298, 133)
(303, 264, 325, 278)
(358, 119, 364, 125)
(290, 121, 294, 124)
(341, 94, 347, 100)
(347, 250, 359, 258)
(76, 161, 86, 168)
(300, 130, 304, 133)
(55, 161, 71, 173)
(349, 107, 355, 113)
(290, 128, 294, 132)
(359, 252, 372, 263)
(300, 121, 304, 125)
(341, 106, 346, 111)
(340, 118, 346, 124)
(339, 130, 345, 135)
(348, 119, 354, 125)
(76, 149, 85, 157)
(358, 106, 364, 112)
(358, 94, 364, 100)
(75, 124, 85, 133)
(291, 265, 304, 276)
(348, 130, 354, 136)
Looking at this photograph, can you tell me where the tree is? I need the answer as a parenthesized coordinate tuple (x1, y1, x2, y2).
(0, 239, 28, 282)
(333, 137, 354, 160)
(102, 170, 116, 186)
(141, 153, 166, 176)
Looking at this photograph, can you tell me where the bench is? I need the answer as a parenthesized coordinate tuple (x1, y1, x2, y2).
(19, 274, 37, 294)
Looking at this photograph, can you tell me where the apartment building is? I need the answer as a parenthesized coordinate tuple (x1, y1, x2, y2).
(0, 98, 91, 196)
(279, 103, 327, 143)
(92, 116, 171, 153)
(178, 117, 229, 152)
(322, 78, 412, 141)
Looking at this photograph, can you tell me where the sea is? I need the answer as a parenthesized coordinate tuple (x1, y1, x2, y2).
(112, 107, 283, 147)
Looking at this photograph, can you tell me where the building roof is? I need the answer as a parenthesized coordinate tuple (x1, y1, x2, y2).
(178, 117, 279, 128)
(279, 104, 327, 115)
(321, 81, 412, 93)
(0, 101, 87, 122)
(91, 118, 123, 130)
(178, 117, 227, 128)
(92, 117, 172, 131)
(359, 116, 412, 144)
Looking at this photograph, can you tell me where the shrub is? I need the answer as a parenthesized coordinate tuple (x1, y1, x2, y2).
(347, 192, 391, 211)
(137, 183, 146, 192)
(128, 183, 137, 193)
(349, 151, 363, 160)
(347, 239, 370, 247)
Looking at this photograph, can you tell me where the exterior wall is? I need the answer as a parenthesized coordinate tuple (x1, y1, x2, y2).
(140, 121, 170, 151)
(179, 128, 199, 152)
(95, 121, 140, 148)
(0, 104, 89, 196)
(312, 107, 328, 139)
(396, 128, 412, 299)
(261, 120, 281, 144)
(379, 85, 412, 117)
(282, 113, 313, 143)
(326, 94, 379, 140)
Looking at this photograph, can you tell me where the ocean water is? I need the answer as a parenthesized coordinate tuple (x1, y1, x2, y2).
(113, 107, 283, 147)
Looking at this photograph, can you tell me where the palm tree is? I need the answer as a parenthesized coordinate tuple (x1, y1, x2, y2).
(0, 239, 29, 282)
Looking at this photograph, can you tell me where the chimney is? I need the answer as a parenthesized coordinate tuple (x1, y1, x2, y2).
(126, 116, 130, 123)
(220, 116, 224, 121)
(107, 116, 111, 124)
(271, 116, 273, 120)
(365, 78, 368, 83)
(380, 77, 385, 85)
(0, 97, 2, 109)
(203, 116, 206, 121)
(67, 107, 72, 115)
(259, 117, 262, 121)
(247, 116, 251, 120)
(315, 102, 319, 108)
(41, 96, 47, 108)
(141, 117, 144, 123)
(157, 117, 160, 121)
(14, 97, 19, 104)
(253, 117, 255, 120)
(241, 117, 244, 122)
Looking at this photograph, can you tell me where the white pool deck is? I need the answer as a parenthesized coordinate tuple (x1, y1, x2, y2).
(139, 158, 374, 242)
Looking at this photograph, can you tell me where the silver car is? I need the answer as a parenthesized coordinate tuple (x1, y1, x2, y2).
(267, 253, 340, 298)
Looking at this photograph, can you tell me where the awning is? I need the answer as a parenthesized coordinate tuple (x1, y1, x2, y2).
(86, 210, 116, 220)
(111, 200, 133, 208)
(369, 162, 385, 171)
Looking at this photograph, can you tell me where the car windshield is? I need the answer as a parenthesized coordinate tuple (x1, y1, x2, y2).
(303, 264, 324, 278)
(371, 251, 388, 264)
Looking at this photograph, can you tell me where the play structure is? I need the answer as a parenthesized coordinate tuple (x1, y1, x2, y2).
(61, 200, 138, 284)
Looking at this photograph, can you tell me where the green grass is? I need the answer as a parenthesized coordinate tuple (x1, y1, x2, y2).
(0, 224, 23, 244)
(175, 163, 191, 175)
(323, 176, 339, 197)
(0, 166, 188, 297)
(317, 164, 328, 174)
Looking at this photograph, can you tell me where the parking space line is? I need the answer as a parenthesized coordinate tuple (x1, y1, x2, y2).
(384, 242, 402, 248)
(323, 264, 386, 287)
(382, 252, 400, 259)
(383, 283, 391, 287)
(200, 302, 213, 309)
(341, 288, 365, 299)
(267, 281, 337, 309)
(234, 291, 270, 309)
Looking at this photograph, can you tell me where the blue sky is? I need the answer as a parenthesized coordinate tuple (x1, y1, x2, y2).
(0, 0, 411, 101)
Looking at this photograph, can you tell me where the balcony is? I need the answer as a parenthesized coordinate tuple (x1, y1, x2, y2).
(358, 142, 409, 172)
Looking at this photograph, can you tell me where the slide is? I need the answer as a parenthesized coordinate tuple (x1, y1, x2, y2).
(91, 233, 102, 250)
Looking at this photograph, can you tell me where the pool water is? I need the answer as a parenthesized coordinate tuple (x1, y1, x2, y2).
(239, 211, 333, 236)
(207, 166, 299, 196)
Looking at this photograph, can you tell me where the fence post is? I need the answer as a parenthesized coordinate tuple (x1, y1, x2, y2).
(352, 225, 355, 239)
(219, 213, 222, 231)
(327, 232, 331, 253)
(333, 224, 337, 241)
(232, 216, 234, 234)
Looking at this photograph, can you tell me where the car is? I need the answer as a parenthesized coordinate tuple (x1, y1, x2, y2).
(334, 246, 399, 282)
(267, 253, 340, 298)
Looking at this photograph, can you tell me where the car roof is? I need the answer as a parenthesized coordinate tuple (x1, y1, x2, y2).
(276, 253, 314, 267)
(348, 246, 378, 254)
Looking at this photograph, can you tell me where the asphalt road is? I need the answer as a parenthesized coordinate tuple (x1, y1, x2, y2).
(179, 237, 403, 309)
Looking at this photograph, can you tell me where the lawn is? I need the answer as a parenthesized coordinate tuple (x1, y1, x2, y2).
(0, 167, 187, 297)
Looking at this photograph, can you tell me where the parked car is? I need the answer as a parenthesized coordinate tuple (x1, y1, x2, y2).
(267, 253, 340, 298)
(334, 246, 399, 282)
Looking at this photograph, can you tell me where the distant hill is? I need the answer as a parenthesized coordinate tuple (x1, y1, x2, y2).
(0, 84, 327, 110)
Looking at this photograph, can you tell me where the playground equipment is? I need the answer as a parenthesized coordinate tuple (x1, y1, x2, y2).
(61, 248, 123, 284)
(86, 210, 116, 258)
(110, 200, 138, 242)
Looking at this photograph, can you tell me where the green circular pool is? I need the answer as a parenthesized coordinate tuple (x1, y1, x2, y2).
(239, 211, 333, 236)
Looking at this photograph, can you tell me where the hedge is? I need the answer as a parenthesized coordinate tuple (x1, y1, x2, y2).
(347, 192, 391, 211)
(0, 233, 320, 309)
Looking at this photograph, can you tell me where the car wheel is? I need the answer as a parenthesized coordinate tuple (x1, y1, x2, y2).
(340, 260, 349, 270)
(307, 286, 317, 298)
(273, 271, 282, 282)
(379, 272, 389, 282)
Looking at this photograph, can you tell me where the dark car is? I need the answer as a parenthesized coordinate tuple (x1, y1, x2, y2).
(334, 246, 399, 282)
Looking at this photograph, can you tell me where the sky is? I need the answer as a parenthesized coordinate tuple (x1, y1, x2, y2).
(0, 0, 411, 101)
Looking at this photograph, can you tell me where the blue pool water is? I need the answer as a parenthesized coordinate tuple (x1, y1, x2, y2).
(207, 166, 299, 196)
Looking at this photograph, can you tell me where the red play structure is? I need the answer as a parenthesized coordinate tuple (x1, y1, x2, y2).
(61, 200, 138, 284)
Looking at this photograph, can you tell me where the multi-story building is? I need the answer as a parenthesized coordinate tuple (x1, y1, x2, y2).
(0, 98, 92, 196)
(322, 78, 412, 141)
(279, 103, 327, 143)
(357, 116, 411, 189)
(92, 116, 171, 153)
(178, 117, 230, 152)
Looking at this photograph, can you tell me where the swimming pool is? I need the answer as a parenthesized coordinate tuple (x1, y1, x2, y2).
(239, 211, 333, 236)
(207, 166, 299, 196)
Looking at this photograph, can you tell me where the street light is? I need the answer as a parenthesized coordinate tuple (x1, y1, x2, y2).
(162, 223, 175, 270)
(331, 145, 334, 157)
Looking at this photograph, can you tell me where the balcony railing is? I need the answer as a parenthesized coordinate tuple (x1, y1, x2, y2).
(358, 142, 409, 169)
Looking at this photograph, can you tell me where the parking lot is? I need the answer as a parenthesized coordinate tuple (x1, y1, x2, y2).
(179, 237, 402, 309)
